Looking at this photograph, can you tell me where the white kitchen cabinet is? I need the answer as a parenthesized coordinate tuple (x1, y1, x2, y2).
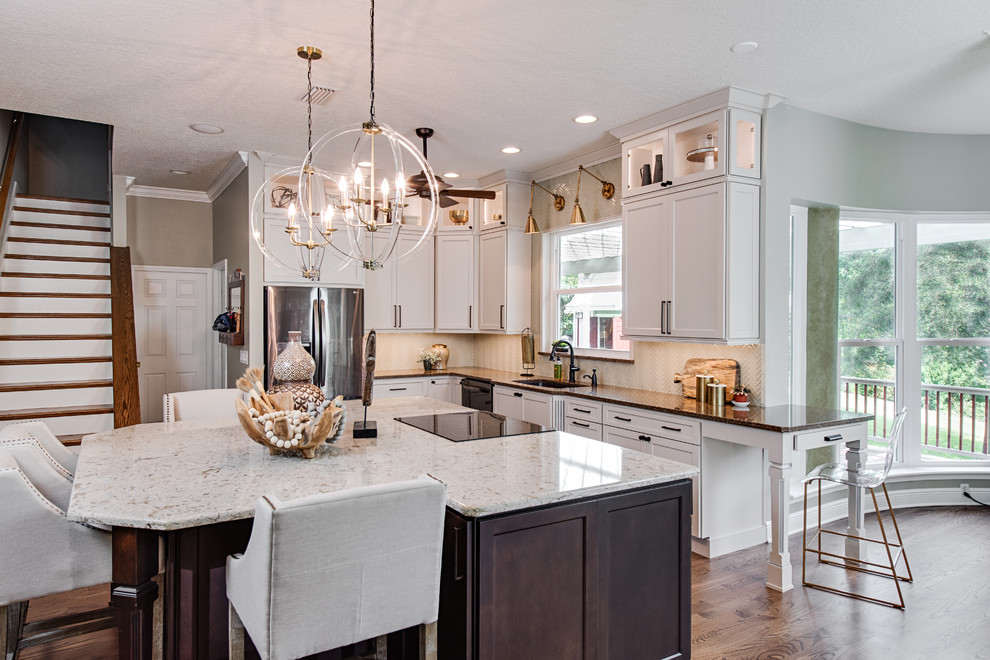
(622, 181, 760, 344)
(478, 228, 530, 333)
(562, 399, 603, 441)
(562, 418, 602, 441)
(493, 385, 555, 428)
(364, 230, 434, 331)
(372, 378, 428, 399)
(261, 216, 364, 287)
(426, 375, 456, 403)
(435, 233, 477, 331)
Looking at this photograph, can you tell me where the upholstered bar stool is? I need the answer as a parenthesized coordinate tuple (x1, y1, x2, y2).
(227, 477, 447, 660)
(802, 408, 913, 609)
(163, 388, 246, 422)
(0, 440, 115, 659)
(0, 420, 79, 476)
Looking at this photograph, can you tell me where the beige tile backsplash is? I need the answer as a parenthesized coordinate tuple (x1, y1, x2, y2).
(378, 333, 764, 401)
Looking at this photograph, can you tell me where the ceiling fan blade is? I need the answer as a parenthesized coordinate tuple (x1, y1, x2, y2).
(444, 189, 497, 200)
(438, 193, 459, 208)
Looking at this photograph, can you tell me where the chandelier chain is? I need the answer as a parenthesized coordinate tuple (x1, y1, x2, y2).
(369, 0, 376, 125)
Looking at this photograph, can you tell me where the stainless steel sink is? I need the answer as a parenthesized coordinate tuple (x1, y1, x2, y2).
(512, 378, 589, 389)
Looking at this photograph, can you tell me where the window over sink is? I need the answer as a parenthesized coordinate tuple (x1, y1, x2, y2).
(547, 219, 630, 357)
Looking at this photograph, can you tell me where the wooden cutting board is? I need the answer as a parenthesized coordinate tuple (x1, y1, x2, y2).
(673, 358, 739, 401)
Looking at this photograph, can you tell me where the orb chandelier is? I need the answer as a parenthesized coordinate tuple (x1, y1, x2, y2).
(251, 0, 439, 280)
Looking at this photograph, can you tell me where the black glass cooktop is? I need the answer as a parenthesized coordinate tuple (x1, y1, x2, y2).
(395, 411, 547, 442)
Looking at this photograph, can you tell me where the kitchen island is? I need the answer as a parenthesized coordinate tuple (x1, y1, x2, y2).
(68, 397, 697, 660)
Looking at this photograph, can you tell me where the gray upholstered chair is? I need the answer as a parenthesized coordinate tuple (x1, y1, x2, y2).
(226, 478, 447, 660)
(0, 440, 114, 658)
(163, 388, 247, 422)
(0, 420, 79, 476)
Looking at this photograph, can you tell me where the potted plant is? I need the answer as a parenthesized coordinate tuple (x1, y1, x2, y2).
(418, 347, 442, 372)
(732, 384, 752, 406)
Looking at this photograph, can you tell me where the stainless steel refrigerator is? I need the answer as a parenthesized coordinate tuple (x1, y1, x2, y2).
(264, 286, 364, 399)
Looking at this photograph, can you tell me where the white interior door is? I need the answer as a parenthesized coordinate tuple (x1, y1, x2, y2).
(132, 266, 210, 422)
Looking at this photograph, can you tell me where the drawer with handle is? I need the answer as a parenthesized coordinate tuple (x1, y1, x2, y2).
(564, 399, 603, 423)
(603, 404, 701, 445)
(563, 418, 603, 441)
(793, 423, 867, 452)
(372, 378, 428, 399)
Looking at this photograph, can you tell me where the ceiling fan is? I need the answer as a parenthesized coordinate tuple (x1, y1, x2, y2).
(407, 128, 496, 209)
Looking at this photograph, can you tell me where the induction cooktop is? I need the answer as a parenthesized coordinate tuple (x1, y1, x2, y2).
(395, 411, 547, 442)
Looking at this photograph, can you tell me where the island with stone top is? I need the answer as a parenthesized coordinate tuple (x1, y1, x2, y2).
(68, 396, 697, 660)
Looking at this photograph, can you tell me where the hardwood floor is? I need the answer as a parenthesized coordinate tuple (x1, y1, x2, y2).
(15, 505, 990, 659)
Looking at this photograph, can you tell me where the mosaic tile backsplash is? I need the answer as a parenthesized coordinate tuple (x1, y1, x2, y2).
(377, 333, 764, 402)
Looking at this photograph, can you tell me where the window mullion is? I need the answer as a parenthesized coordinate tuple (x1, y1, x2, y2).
(900, 219, 921, 465)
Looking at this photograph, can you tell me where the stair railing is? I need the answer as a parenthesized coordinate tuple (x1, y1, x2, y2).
(110, 246, 141, 427)
(0, 112, 26, 263)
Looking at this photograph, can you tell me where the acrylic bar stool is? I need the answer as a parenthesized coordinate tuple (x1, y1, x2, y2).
(802, 408, 913, 609)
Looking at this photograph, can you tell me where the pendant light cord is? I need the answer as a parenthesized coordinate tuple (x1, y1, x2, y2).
(368, 0, 376, 126)
(306, 53, 314, 153)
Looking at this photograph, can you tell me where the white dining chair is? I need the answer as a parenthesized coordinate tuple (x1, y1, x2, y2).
(802, 408, 913, 609)
(0, 440, 115, 659)
(226, 477, 447, 660)
(163, 388, 247, 422)
(0, 419, 79, 476)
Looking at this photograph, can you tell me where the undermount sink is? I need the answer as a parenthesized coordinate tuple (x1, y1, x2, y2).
(512, 378, 589, 389)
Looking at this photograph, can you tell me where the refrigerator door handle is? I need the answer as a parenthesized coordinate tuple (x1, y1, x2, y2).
(312, 298, 322, 386)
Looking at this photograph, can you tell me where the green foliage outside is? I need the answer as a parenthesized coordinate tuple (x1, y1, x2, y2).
(838, 236, 990, 456)
(557, 274, 578, 339)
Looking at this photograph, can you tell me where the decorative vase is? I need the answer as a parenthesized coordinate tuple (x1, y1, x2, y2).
(423, 360, 437, 372)
(268, 331, 325, 411)
(639, 163, 652, 187)
(652, 154, 664, 184)
(431, 343, 449, 370)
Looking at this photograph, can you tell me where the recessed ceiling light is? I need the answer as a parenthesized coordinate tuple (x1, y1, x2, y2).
(574, 115, 598, 124)
(501, 146, 521, 154)
(730, 41, 758, 54)
(443, 172, 460, 178)
(169, 169, 191, 175)
(189, 123, 224, 134)
(357, 161, 373, 167)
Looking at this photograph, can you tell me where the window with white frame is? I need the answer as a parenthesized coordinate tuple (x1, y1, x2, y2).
(548, 220, 629, 356)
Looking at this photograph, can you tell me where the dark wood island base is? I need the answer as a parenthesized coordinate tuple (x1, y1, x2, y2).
(111, 479, 691, 660)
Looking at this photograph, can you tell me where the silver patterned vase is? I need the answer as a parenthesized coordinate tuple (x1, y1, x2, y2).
(268, 331, 325, 411)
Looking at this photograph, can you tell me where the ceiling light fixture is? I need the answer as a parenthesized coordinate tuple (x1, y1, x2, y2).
(169, 169, 191, 175)
(574, 115, 598, 124)
(251, 0, 439, 279)
(443, 172, 460, 179)
(189, 123, 224, 134)
(524, 181, 565, 235)
(501, 146, 521, 154)
(730, 41, 758, 54)
(570, 165, 615, 226)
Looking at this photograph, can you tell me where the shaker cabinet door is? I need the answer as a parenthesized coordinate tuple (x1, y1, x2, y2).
(479, 231, 507, 331)
(622, 197, 668, 338)
(668, 185, 725, 339)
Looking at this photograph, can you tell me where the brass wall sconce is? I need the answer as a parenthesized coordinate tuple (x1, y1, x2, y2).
(525, 180, 565, 235)
(571, 165, 615, 225)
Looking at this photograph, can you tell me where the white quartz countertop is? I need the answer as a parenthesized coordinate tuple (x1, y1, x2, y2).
(67, 397, 698, 530)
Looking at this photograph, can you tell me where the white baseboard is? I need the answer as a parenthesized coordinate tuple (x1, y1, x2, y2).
(692, 524, 770, 558)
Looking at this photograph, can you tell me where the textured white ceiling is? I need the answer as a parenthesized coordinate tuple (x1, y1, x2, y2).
(2, 0, 988, 192)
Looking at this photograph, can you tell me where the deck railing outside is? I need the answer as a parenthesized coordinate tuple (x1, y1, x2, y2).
(840, 377, 989, 457)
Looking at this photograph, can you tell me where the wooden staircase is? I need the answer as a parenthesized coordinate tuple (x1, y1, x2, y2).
(0, 194, 117, 435)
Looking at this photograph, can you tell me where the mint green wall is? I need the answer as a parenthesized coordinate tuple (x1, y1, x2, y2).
(762, 104, 990, 405)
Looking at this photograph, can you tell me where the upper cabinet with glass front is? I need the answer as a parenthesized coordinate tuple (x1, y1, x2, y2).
(613, 87, 764, 198)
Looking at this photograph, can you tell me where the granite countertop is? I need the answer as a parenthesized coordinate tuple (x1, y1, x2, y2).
(375, 367, 874, 433)
(67, 397, 698, 531)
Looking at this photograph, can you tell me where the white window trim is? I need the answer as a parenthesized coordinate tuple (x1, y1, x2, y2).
(542, 217, 630, 359)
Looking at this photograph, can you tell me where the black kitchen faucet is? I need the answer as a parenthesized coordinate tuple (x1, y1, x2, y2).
(549, 339, 580, 383)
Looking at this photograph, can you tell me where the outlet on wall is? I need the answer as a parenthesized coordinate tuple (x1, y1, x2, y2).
(240, 350, 249, 365)
(960, 483, 970, 494)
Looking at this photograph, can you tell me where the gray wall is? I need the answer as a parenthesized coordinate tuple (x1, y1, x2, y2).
(126, 196, 213, 268)
(212, 169, 250, 387)
(762, 103, 990, 404)
(26, 115, 110, 201)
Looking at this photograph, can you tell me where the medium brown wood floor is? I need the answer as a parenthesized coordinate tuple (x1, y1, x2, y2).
(18, 505, 990, 660)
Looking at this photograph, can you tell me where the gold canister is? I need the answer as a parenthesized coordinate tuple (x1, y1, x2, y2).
(695, 373, 713, 403)
(708, 382, 727, 410)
